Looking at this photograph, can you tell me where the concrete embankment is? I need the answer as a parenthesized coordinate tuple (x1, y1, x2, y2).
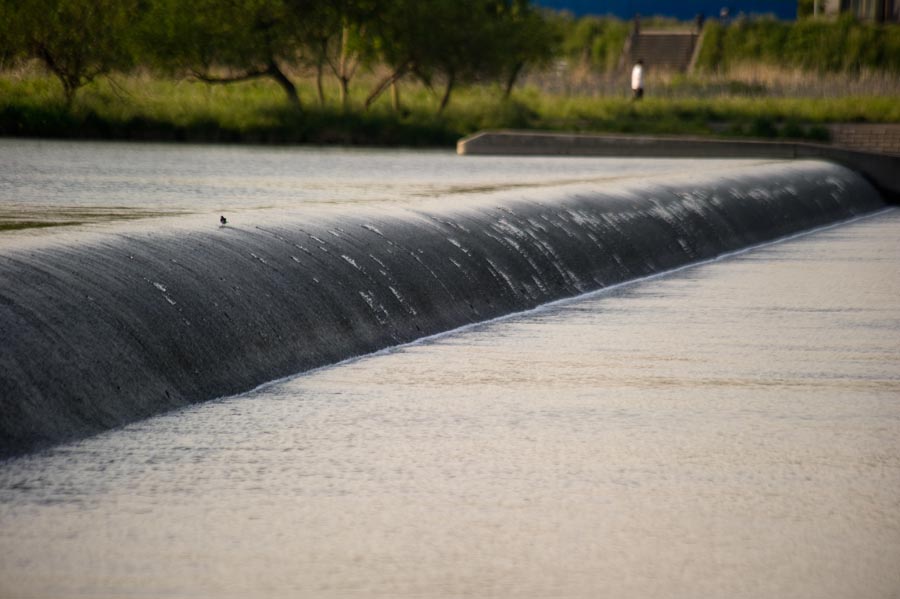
(0, 161, 886, 457)
(457, 130, 900, 203)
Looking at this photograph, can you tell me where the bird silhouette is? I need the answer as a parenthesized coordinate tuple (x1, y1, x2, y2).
(220, 215, 228, 226)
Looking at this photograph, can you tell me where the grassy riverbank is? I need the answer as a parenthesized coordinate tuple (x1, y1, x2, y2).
(2, 70, 899, 147)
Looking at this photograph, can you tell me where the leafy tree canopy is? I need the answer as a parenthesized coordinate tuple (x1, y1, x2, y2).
(2, 0, 139, 105)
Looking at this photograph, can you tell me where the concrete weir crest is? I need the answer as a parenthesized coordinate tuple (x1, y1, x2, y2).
(0, 157, 889, 457)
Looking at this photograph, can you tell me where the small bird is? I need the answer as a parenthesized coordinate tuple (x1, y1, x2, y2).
(220, 215, 228, 226)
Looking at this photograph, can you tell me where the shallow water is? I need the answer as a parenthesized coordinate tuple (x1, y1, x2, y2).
(1, 208, 898, 598)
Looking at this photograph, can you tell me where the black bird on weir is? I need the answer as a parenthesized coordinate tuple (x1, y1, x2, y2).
(220, 215, 228, 226)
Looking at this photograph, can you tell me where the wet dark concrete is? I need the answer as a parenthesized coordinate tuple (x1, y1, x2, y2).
(0, 161, 886, 457)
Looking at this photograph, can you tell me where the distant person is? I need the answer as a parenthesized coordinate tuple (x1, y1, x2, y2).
(631, 59, 644, 101)
(695, 13, 705, 33)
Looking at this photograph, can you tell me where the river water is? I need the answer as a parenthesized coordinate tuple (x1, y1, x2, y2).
(0, 141, 898, 598)
(0, 138, 773, 228)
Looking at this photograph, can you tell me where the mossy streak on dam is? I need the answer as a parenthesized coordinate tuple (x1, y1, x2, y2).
(0, 161, 887, 457)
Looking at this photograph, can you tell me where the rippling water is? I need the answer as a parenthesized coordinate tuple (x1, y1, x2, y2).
(1, 205, 898, 598)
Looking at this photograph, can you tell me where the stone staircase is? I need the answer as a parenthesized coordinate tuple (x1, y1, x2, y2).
(625, 31, 699, 73)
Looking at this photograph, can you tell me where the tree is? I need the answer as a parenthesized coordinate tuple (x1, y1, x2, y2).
(427, 0, 495, 112)
(142, 0, 311, 108)
(421, 0, 541, 113)
(0, 1, 21, 68)
(557, 15, 629, 73)
(363, 0, 434, 110)
(297, 0, 382, 110)
(493, 1, 559, 98)
(365, 0, 556, 111)
(2, 0, 139, 106)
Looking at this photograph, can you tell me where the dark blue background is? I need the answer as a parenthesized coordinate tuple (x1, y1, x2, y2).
(532, 0, 796, 20)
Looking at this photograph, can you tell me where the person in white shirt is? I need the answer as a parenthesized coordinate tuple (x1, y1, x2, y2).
(631, 59, 644, 101)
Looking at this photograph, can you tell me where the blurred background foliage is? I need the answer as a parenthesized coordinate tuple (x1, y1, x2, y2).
(0, 0, 897, 143)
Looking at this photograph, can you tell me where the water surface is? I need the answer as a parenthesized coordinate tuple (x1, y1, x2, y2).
(0, 139, 775, 230)
(1, 210, 897, 598)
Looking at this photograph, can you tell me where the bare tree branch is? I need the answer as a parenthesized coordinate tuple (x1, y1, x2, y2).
(364, 63, 410, 110)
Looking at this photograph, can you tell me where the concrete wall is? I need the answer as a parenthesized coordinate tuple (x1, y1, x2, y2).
(828, 123, 900, 155)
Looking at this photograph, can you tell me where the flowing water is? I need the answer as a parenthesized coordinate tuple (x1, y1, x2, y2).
(1, 138, 771, 228)
(0, 141, 898, 598)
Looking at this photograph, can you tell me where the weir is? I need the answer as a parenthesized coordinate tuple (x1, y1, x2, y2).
(0, 160, 887, 457)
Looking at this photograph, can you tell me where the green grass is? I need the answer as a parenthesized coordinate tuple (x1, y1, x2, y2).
(0, 73, 461, 145)
(2, 70, 899, 147)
